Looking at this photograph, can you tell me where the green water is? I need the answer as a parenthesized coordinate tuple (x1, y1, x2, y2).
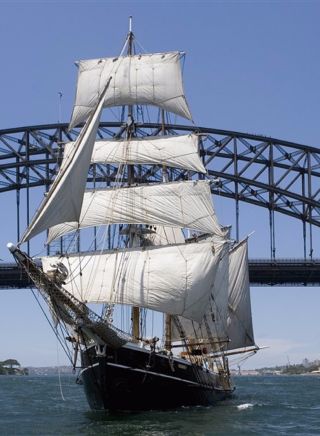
(0, 375, 319, 435)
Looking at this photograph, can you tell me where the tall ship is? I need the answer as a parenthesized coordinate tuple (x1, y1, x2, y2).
(8, 19, 258, 411)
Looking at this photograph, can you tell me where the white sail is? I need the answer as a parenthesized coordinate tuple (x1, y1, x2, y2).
(127, 225, 185, 247)
(226, 239, 255, 351)
(171, 241, 230, 347)
(147, 226, 185, 246)
(171, 239, 255, 352)
(47, 181, 225, 243)
(69, 52, 192, 129)
(41, 240, 226, 323)
(21, 84, 108, 244)
(63, 134, 206, 173)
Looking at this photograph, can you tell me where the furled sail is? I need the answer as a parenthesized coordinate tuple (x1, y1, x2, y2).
(171, 241, 230, 348)
(47, 181, 226, 243)
(20, 82, 109, 244)
(62, 134, 206, 173)
(226, 239, 255, 351)
(41, 240, 226, 323)
(69, 52, 192, 129)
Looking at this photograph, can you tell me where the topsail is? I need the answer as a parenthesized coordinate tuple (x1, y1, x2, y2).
(47, 181, 225, 243)
(62, 134, 206, 173)
(69, 52, 192, 129)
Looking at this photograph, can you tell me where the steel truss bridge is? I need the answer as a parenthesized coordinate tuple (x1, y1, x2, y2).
(0, 122, 320, 288)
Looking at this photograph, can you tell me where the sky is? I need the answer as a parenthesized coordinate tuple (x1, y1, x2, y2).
(0, 0, 320, 369)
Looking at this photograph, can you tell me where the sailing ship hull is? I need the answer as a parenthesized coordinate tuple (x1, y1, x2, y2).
(80, 344, 234, 411)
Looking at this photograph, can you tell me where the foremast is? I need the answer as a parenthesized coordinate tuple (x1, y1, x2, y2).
(161, 108, 173, 353)
(126, 17, 140, 341)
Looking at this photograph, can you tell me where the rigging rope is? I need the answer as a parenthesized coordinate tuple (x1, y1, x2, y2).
(30, 288, 73, 364)
(56, 336, 66, 401)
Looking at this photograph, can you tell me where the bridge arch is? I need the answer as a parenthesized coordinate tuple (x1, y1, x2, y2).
(0, 122, 319, 258)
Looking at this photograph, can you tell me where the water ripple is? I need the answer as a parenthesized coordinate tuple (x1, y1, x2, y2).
(0, 375, 320, 435)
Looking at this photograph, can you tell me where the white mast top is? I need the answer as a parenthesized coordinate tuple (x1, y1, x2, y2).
(129, 15, 132, 33)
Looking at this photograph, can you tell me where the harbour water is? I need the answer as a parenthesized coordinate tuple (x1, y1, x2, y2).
(0, 375, 319, 435)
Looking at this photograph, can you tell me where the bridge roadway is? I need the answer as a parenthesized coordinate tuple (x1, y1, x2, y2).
(0, 260, 319, 289)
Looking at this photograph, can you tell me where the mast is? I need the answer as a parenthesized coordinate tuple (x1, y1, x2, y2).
(161, 108, 172, 352)
(127, 16, 134, 130)
(127, 16, 140, 341)
(165, 313, 172, 351)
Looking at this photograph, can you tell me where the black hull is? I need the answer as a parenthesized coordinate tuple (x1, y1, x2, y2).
(80, 344, 234, 411)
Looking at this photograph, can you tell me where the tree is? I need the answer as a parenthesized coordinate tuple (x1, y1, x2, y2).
(1, 359, 20, 368)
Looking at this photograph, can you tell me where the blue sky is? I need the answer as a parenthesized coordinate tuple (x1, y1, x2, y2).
(0, 0, 319, 369)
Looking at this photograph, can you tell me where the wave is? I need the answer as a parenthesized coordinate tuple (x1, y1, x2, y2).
(236, 403, 254, 410)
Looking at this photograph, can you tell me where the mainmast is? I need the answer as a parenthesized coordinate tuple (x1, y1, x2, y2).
(127, 16, 140, 341)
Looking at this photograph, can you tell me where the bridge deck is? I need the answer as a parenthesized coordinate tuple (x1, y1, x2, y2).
(249, 259, 320, 286)
(0, 260, 319, 289)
